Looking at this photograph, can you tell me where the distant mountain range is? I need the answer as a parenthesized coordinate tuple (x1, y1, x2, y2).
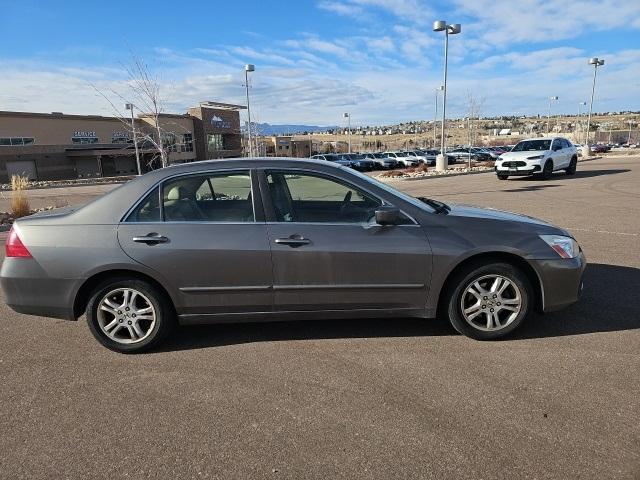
(243, 123, 336, 136)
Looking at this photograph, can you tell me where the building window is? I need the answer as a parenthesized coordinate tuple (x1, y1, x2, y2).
(207, 134, 225, 153)
(0, 137, 35, 146)
(181, 133, 193, 152)
(72, 136, 99, 144)
(162, 133, 177, 152)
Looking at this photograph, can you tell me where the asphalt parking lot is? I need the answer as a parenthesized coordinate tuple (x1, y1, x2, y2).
(1, 155, 638, 479)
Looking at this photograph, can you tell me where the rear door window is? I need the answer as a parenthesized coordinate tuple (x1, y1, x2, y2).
(162, 171, 254, 222)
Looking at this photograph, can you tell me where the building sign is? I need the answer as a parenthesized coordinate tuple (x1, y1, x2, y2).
(111, 131, 131, 139)
(73, 131, 97, 137)
(210, 115, 231, 129)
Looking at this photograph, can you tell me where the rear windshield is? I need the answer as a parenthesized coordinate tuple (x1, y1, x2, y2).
(512, 140, 552, 152)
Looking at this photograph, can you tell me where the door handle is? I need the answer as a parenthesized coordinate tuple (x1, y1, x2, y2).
(275, 236, 311, 248)
(132, 233, 169, 245)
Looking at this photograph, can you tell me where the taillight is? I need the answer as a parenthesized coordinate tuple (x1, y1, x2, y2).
(6, 227, 32, 258)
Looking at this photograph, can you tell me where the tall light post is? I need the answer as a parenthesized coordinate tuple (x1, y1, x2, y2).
(433, 21, 461, 171)
(343, 112, 351, 153)
(576, 101, 587, 144)
(125, 103, 141, 175)
(629, 120, 634, 145)
(584, 57, 604, 155)
(433, 85, 444, 147)
(244, 64, 255, 157)
(547, 96, 558, 135)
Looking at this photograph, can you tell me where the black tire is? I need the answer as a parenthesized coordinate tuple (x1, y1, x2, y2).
(565, 156, 577, 175)
(540, 160, 553, 179)
(497, 174, 509, 180)
(444, 261, 533, 340)
(86, 277, 175, 353)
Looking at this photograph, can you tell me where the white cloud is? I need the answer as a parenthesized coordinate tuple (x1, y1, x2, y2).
(317, 1, 365, 17)
(453, 0, 640, 45)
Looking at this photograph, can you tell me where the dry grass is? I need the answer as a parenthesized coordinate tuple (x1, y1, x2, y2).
(11, 175, 31, 218)
(378, 170, 405, 178)
(405, 164, 430, 174)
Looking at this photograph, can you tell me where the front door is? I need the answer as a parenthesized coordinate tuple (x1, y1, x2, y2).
(118, 169, 272, 317)
(261, 169, 431, 313)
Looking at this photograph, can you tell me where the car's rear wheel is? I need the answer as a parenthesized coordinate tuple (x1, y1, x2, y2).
(497, 174, 509, 180)
(445, 262, 533, 340)
(565, 156, 577, 175)
(541, 160, 553, 179)
(86, 278, 175, 353)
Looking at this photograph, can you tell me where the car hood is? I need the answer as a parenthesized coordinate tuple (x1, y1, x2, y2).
(500, 150, 547, 161)
(445, 203, 569, 235)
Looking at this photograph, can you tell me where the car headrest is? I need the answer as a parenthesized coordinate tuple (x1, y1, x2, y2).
(167, 185, 185, 201)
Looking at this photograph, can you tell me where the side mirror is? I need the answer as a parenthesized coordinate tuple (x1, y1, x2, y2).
(375, 207, 400, 226)
(553, 144, 562, 151)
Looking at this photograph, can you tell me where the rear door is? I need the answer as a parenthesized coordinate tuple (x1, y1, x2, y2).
(260, 169, 431, 313)
(117, 169, 273, 317)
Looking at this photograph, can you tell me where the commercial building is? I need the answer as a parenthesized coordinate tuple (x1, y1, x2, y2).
(259, 136, 318, 157)
(0, 101, 245, 182)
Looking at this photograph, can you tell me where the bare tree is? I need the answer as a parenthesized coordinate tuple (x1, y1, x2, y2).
(465, 92, 486, 168)
(92, 54, 187, 171)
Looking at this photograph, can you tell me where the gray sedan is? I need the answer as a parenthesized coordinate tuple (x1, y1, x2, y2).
(1, 158, 586, 353)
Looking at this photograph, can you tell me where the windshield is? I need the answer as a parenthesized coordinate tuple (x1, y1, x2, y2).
(512, 139, 552, 152)
(395, 152, 408, 157)
(346, 167, 437, 213)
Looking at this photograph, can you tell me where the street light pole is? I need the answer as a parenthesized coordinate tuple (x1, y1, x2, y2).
(125, 103, 141, 175)
(584, 57, 604, 155)
(433, 21, 461, 171)
(629, 120, 633, 145)
(244, 64, 255, 157)
(576, 101, 586, 144)
(433, 85, 443, 148)
(547, 96, 558, 135)
(344, 112, 351, 153)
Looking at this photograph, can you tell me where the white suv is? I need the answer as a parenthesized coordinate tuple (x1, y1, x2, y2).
(495, 137, 578, 180)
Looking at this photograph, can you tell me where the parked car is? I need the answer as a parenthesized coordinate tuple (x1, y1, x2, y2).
(447, 148, 480, 161)
(384, 152, 420, 167)
(1, 158, 586, 352)
(494, 137, 578, 180)
(363, 152, 399, 169)
(590, 144, 611, 153)
(476, 148, 500, 160)
(311, 154, 354, 168)
(417, 149, 438, 166)
(340, 153, 376, 171)
(404, 151, 428, 163)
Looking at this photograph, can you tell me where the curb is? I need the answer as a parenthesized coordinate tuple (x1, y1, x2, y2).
(577, 155, 603, 163)
(378, 168, 494, 182)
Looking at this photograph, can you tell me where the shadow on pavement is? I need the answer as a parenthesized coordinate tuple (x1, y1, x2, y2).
(512, 263, 640, 339)
(508, 169, 629, 183)
(160, 263, 640, 352)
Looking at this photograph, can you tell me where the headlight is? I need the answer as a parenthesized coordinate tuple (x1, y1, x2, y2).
(527, 155, 544, 160)
(539, 234, 580, 259)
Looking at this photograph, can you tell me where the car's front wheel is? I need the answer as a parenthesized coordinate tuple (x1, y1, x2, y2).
(540, 160, 553, 179)
(445, 262, 533, 340)
(86, 277, 175, 353)
(497, 174, 509, 180)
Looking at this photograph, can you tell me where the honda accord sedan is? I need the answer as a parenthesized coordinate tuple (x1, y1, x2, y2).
(1, 158, 586, 353)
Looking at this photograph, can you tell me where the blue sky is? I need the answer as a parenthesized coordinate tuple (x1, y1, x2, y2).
(1, 0, 639, 125)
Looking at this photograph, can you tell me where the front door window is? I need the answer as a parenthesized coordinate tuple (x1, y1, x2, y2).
(266, 171, 381, 224)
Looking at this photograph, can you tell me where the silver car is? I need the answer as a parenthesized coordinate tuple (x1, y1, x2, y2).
(1, 158, 586, 353)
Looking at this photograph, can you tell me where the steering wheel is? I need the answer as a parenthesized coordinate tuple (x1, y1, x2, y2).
(339, 191, 352, 217)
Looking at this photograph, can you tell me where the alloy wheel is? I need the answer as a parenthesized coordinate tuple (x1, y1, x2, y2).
(460, 274, 522, 331)
(97, 288, 157, 344)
